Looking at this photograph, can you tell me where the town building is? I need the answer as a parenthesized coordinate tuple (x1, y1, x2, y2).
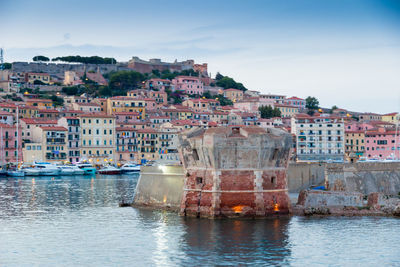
(58, 117, 81, 163)
(345, 130, 365, 158)
(275, 104, 299, 118)
(27, 73, 51, 84)
(79, 114, 116, 164)
(292, 115, 345, 161)
(106, 96, 146, 119)
(284, 96, 306, 110)
(172, 76, 203, 95)
(223, 88, 244, 102)
(32, 126, 68, 163)
(116, 127, 138, 163)
(136, 128, 158, 163)
(0, 123, 22, 163)
(365, 127, 400, 160)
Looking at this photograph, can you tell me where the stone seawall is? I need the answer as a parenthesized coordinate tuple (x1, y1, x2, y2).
(325, 162, 400, 195)
(132, 166, 184, 210)
(287, 163, 325, 192)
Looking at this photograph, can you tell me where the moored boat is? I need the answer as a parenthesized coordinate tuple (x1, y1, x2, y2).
(58, 165, 85, 175)
(120, 163, 141, 173)
(75, 162, 97, 175)
(7, 169, 25, 177)
(33, 162, 61, 176)
(23, 167, 41, 176)
(98, 165, 121, 175)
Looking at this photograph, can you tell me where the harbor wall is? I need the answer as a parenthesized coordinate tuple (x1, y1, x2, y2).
(287, 163, 325, 192)
(132, 162, 400, 212)
(325, 162, 400, 195)
(132, 165, 184, 210)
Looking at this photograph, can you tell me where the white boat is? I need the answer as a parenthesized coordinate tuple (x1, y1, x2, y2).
(120, 163, 141, 173)
(7, 170, 25, 177)
(75, 162, 97, 175)
(23, 168, 41, 176)
(58, 165, 85, 175)
(98, 165, 121, 175)
(34, 162, 61, 176)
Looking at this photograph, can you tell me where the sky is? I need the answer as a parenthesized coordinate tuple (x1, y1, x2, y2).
(1, 0, 400, 113)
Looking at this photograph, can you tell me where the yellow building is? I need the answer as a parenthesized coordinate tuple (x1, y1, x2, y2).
(136, 128, 159, 163)
(106, 96, 146, 119)
(92, 98, 108, 113)
(79, 114, 116, 164)
(25, 99, 53, 110)
(223, 88, 244, 102)
(275, 104, 299, 118)
(18, 105, 39, 118)
(27, 73, 51, 84)
(381, 113, 399, 124)
(22, 143, 43, 163)
(32, 126, 68, 163)
(345, 131, 365, 157)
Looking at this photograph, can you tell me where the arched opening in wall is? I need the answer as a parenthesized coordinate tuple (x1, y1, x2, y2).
(271, 176, 276, 184)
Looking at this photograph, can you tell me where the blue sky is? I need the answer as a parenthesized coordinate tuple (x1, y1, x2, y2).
(1, 0, 400, 113)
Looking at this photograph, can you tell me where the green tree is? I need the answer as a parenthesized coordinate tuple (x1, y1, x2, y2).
(215, 94, 233, 106)
(259, 105, 281, 119)
(306, 96, 319, 110)
(330, 105, 338, 114)
(3, 63, 12, 69)
(33, 55, 50, 62)
(62, 86, 79, 95)
(215, 72, 224, 81)
(50, 95, 64, 106)
(98, 86, 112, 96)
(52, 55, 117, 64)
(216, 76, 247, 91)
(109, 71, 145, 92)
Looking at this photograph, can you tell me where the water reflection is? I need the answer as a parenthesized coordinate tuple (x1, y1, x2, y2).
(181, 217, 291, 265)
(0, 174, 139, 218)
(1, 175, 399, 266)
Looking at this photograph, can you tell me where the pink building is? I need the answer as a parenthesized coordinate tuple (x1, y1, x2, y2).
(0, 123, 23, 163)
(171, 76, 203, 95)
(0, 110, 14, 125)
(285, 96, 306, 109)
(365, 127, 400, 160)
(233, 97, 274, 113)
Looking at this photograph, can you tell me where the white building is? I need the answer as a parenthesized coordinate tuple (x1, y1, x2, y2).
(291, 114, 345, 162)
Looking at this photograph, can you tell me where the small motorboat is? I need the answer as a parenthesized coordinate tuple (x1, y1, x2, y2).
(120, 163, 141, 173)
(98, 165, 121, 175)
(58, 165, 85, 175)
(7, 169, 25, 177)
(75, 162, 97, 175)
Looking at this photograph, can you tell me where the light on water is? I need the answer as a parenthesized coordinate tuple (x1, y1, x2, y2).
(0, 174, 399, 266)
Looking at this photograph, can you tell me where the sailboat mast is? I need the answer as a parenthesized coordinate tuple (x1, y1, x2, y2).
(16, 106, 18, 165)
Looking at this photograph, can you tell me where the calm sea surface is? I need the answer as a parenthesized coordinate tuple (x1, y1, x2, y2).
(0, 174, 399, 266)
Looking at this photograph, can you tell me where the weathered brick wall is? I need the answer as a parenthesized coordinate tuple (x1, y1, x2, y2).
(179, 126, 292, 218)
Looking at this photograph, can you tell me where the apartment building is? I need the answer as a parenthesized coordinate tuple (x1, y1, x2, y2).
(58, 117, 81, 163)
(292, 115, 345, 161)
(116, 127, 138, 163)
(32, 126, 68, 163)
(79, 114, 116, 164)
